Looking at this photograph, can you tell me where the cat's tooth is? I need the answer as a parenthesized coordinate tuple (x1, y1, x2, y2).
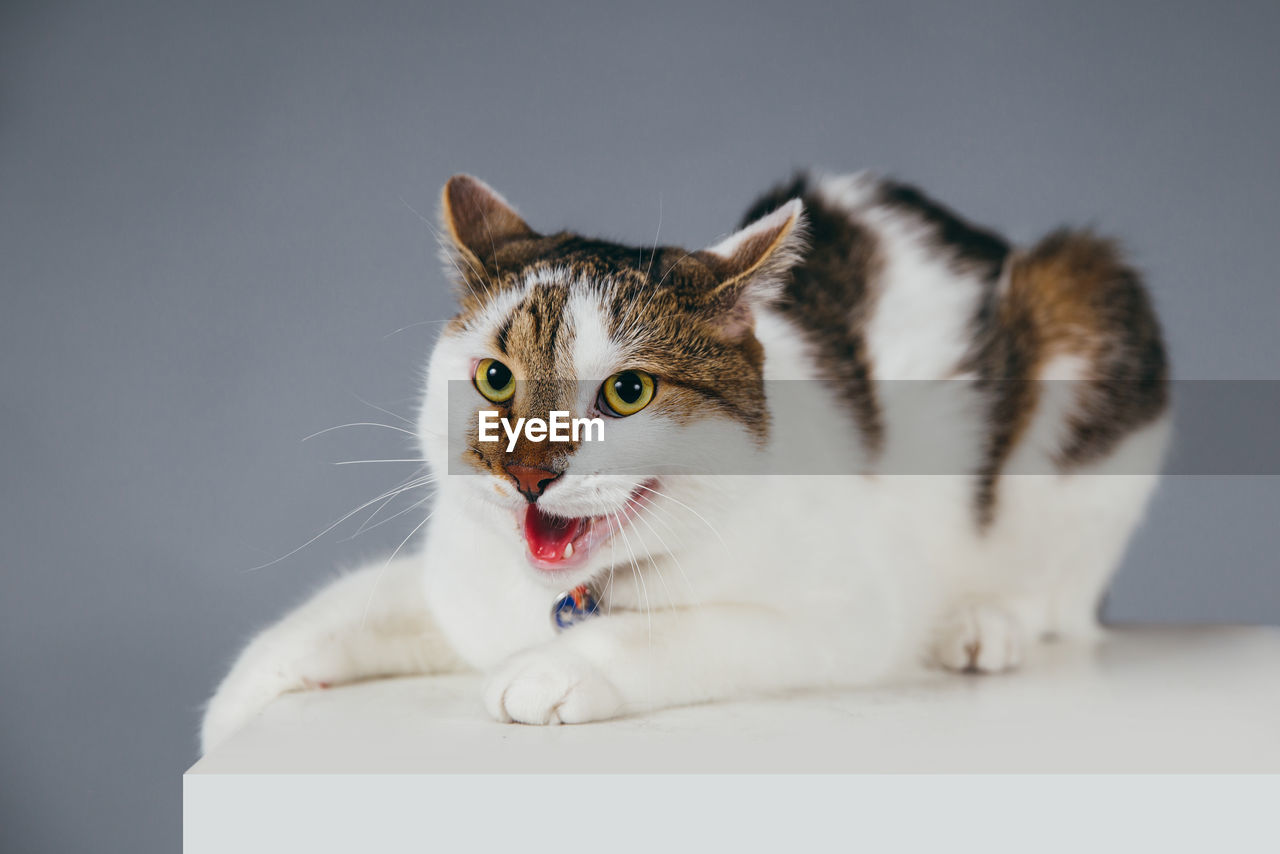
(563, 542, 574, 560)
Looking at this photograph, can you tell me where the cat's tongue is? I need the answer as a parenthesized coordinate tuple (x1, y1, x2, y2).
(523, 505, 588, 565)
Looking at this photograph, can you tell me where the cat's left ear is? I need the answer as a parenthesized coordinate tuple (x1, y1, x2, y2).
(696, 199, 806, 337)
(440, 175, 538, 280)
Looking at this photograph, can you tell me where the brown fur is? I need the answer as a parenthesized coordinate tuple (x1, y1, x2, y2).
(1013, 231, 1168, 467)
(745, 174, 1167, 526)
(970, 230, 1169, 524)
(741, 174, 885, 457)
(877, 180, 1009, 280)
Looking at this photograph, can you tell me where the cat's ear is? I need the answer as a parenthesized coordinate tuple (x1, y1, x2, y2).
(696, 199, 806, 337)
(439, 175, 537, 279)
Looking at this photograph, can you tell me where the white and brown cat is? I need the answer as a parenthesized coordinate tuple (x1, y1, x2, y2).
(201, 172, 1169, 750)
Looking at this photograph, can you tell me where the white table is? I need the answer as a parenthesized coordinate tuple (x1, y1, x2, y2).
(185, 627, 1280, 851)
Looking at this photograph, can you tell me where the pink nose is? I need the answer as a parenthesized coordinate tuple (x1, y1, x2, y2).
(505, 464, 561, 501)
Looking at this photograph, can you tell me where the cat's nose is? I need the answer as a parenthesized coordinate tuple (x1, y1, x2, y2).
(505, 464, 562, 502)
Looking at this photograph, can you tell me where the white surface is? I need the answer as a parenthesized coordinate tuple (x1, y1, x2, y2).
(189, 627, 1280, 775)
(182, 776, 1280, 854)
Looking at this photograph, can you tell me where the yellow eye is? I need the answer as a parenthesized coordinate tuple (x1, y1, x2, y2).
(600, 370, 655, 416)
(474, 358, 515, 403)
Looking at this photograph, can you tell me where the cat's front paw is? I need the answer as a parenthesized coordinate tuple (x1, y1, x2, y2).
(484, 646, 623, 725)
(930, 601, 1024, 674)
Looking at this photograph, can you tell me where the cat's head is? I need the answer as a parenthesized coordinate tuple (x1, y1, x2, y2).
(419, 175, 805, 586)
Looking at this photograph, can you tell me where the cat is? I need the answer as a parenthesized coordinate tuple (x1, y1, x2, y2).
(200, 171, 1169, 750)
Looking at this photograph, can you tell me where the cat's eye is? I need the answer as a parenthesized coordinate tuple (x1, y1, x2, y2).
(474, 358, 516, 403)
(599, 370, 655, 417)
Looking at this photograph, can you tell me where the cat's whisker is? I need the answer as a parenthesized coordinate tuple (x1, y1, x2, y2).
(637, 500, 699, 552)
(477, 207, 504, 282)
(244, 473, 435, 573)
(602, 515, 618, 613)
(348, 488, 409, 540)
(333, 458, 431, 466)
(642, 193, 662, 283)
(381, 318, 450, 340)
(627, 496, 703, 612)
(345, 489, 437, 541)
(352, 393, 416, 427)
(610, 509, 651, 649)
(348, 472, 436, 535)
(301, 422, 419, 442)
(611, 509, 660, 712)
(626, 499, 698, 614)
(654, 248, 696, 290)
(636, 499, 703, 561)
(633, 522, 677, 613)
(359, 508, 436, 630)
(434, 217, 494, 292)
(399, 194, 489, 305)
(632, 482, 730, 553)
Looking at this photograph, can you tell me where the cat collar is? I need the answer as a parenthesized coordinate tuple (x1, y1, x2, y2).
(552, 583, 601, 632)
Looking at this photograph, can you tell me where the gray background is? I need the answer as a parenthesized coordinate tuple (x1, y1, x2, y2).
(2, 0, 1277, 851)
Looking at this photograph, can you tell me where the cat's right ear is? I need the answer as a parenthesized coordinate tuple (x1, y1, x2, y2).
(694, 199, 807, 338)
(439, 175, 538, 290)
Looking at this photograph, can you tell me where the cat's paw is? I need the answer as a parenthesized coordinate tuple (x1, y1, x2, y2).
(930, 602, 1024, 674)
(484, 646, 623, 725)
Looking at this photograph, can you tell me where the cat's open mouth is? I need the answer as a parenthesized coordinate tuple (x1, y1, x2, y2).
(521, 480, 656, 573)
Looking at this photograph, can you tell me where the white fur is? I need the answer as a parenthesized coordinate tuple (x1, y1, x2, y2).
(824, 182, 983, 382)
(201, 176, 1169, 750)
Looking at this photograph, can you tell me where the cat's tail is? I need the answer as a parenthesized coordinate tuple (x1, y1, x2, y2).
(200, 555, 462, 753)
